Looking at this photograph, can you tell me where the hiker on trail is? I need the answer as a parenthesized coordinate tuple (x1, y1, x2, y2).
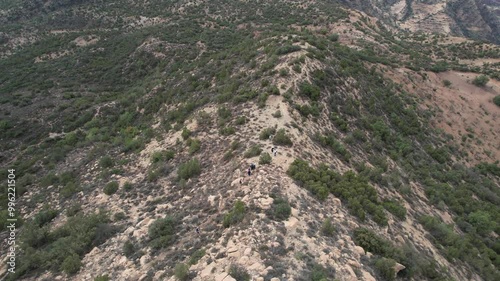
(272, 147, 277, 157)
(248, 168, 251, 176)
(196, 227, 200, 235)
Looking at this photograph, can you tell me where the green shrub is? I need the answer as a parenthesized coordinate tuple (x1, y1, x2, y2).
(218, 106, 232, 119)
(123, 240, 135, 257)
(273, 129, 293, 146)
(276, 45, 301, 55)
(259, 152, 272, 164)
(223, 200, 246, 228)
(66, 204, 82, 217)
(220, 126, 236, 136)
(151, 149, 175, 163)
(187, 138, 201, 154)
(181, 127, 191, 140)
(472, 75, 489, 87)
(103, 181, 119, 195)
(493, 95, 500, 107)
(123, 181, 133, 191)
(269, 197, 291, 221)
(382, 200, 407, 220)
(260, 127, 276, 140)
(321, 218, 335, 236)
(329, 34, 339, 42)
(149, 216, 177, 249)
(443, 80, 451, 87)
(231, 141, 240, 150)
(60, 252, 81, 274)
(298, 82, 321, 101)
(375, 257, 396, 281)
(244, 145, 262, 158)
(100, 156, 114, 168)
(229, 264, 251, 281)
(235, 116, 247, 125)
(257, 93, 269, 108)
(310, 263, 329, 281)
(34, 208, 58, 227)
(189, 248, 206, 265)
(272, 110, 282, 118)
(94, 275, 110, 281)
(268, 85, 280, 95)
(174, 263, 189, 281)
(177, 158, 201, 180)
(61, 182, 78, 198)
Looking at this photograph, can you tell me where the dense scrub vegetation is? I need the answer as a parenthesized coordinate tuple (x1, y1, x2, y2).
(0, 0, 499, 279)
(9, 211, 114, 280)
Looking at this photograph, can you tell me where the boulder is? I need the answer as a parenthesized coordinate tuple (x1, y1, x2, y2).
(394, 262, 406, 277)
(354, 246, 365, 256)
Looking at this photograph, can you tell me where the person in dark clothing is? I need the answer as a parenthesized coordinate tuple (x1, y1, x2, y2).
(196, 227, 200, 234)
(248, 168, 251, 176)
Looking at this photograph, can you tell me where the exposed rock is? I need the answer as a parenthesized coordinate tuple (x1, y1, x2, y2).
(354, 246, 365, 256)
(394, 262, 406, 277)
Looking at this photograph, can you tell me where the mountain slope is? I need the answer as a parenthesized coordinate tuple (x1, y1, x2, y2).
(0, 1, 499, 281)
(339, 0, 500, 44)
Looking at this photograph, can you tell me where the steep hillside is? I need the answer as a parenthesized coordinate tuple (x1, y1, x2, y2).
(0, 1, 499, 281)
(340, 0, 500, 44)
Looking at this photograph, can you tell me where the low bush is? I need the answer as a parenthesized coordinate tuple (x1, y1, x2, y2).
(187, 138, 201, 154)
(177, 158, 201, 180)
(229, 264, 251, 281)
(493, 95, 500, 107)
(174, 263, 189, 281)
(181, 127, 191, 140)
(189, 248, 206, 265)
(103, 181, 119, 195)
(260, 127, 276, 140)
(123, 181, 133, 191)
(220, 126, 236, 136)
(149, 216, 177, 249)
(374, 257, 396, 281)
(259, 152, 272, 164)
(321, 218, 335, 236)
(273, 129, 293, 146)
(94, 275, 110, 281)
(382, 200, 407, 220)
(472, 75, 489, 87)
(298, 82, 321, 101)
(123, 240, 135, 257)
(223, 200, 246, 228)
(34, 208, 58, 227)
(244, 145, 262, 158)
(235, 116, 247, 125)
(151, 150, 175, 163)
(100, 156, 114, 168)
(268, 197, 291, 221)
(61, 252, 81, 274)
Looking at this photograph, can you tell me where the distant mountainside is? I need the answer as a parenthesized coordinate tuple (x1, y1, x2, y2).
(340, 0, 500, 44)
